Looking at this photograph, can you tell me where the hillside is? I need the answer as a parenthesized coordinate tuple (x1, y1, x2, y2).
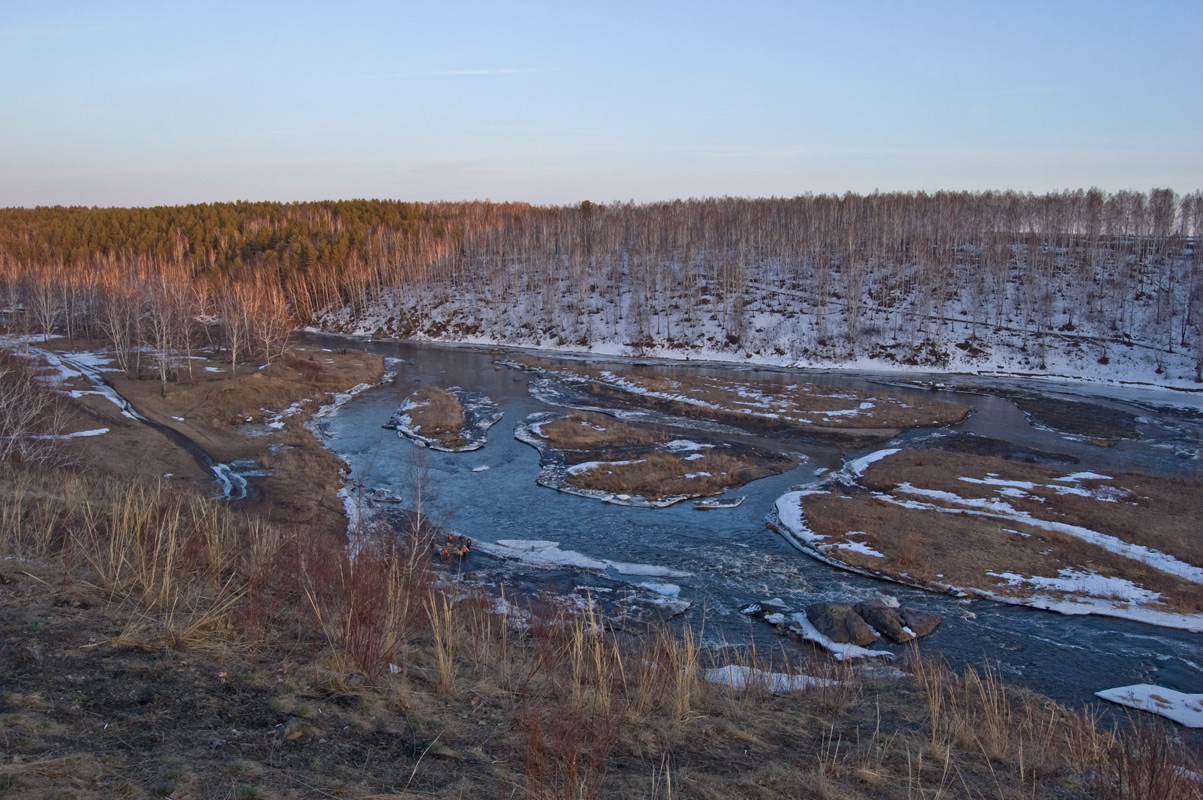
(3, 190, 1200, 390)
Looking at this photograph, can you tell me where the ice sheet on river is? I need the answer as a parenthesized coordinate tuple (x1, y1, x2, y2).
(477, 538, 691, 579)
(1095, 684, 1203, 727)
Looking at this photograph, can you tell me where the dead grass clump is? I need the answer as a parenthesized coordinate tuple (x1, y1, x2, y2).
(1095, 717, 1203, 800)
(284, 353, 329, 383)
(566, 449, 790, 501)
(539, 412, 670, 449)
(909, 652, 1121, 792)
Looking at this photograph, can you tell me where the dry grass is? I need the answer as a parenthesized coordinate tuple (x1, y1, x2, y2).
(796, 448, 1203, 614)
(565, 449, 790, 501)
(513, 358, 970, 431)
(4, 349, 1195, 799)
(538, 412, 671, 449)
(863, 449, 1203, 567)
(402, 385, 468, 448)
(1, 465, 1190, 800)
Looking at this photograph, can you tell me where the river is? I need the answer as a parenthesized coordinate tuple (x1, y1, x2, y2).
(305, 334, 1203, 712)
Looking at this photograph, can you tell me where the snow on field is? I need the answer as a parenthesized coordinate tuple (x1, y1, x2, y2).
(1096, 684, 1203, 727)
(834, 540, 885, 558)
(566, 459, 643, 476)
(60, 427, 109, 438)
(705, 665, 838, 693)
(987, 569, 1163, 605)
(883, 485, 1203, 584)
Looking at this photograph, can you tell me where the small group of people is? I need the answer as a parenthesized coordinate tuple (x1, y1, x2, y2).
(433, 533, 471, 560)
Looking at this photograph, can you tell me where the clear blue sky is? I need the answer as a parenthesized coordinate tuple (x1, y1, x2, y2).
(2, 1, 1200, 207)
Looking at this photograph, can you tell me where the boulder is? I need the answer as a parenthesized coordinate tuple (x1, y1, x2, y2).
(806, 602, 878, 646)
(900, 607, 943, 638)
(854, 600, 914, 643)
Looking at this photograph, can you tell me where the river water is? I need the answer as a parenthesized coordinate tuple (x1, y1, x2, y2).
(306, 334, 1203, 712)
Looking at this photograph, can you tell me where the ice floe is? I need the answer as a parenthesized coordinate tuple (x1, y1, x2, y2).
(1095, 684, 1203, 727)
(477, 538, 690, 579)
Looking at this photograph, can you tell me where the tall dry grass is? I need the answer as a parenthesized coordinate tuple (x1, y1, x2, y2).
(302, 521, 434, 679)
(902, 651, 1203, 799)
(0, 466, 274, 647)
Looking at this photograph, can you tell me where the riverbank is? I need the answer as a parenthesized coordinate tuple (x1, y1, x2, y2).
(19, 336, 383, 537)
(4, 464, 1200, 800)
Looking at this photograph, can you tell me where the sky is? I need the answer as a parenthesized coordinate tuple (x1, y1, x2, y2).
(1, 1, 1200, 207)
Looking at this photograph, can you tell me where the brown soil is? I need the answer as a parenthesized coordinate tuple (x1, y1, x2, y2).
(399, 385, 469, 448)
(794, 449, 1203, 614)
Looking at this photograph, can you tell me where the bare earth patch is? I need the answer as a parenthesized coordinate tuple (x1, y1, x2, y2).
(518, 411, 794, 505)
(776, 449, 1203, 628)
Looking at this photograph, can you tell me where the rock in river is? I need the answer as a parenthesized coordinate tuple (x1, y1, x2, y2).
(806, 602, 878, 646)
(900, 606, 943, 638)
(854, 600, 915, 643)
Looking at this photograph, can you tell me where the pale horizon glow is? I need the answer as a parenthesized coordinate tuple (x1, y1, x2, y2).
(1, 1, 1200, 208)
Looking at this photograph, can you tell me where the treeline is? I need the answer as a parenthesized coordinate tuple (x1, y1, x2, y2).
(1, 190, 1200, 383)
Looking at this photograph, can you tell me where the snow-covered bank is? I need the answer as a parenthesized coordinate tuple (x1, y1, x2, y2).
(705, 665, 839, 693)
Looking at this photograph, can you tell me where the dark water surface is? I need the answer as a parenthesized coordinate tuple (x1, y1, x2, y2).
(306, 334, 1203, 713)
